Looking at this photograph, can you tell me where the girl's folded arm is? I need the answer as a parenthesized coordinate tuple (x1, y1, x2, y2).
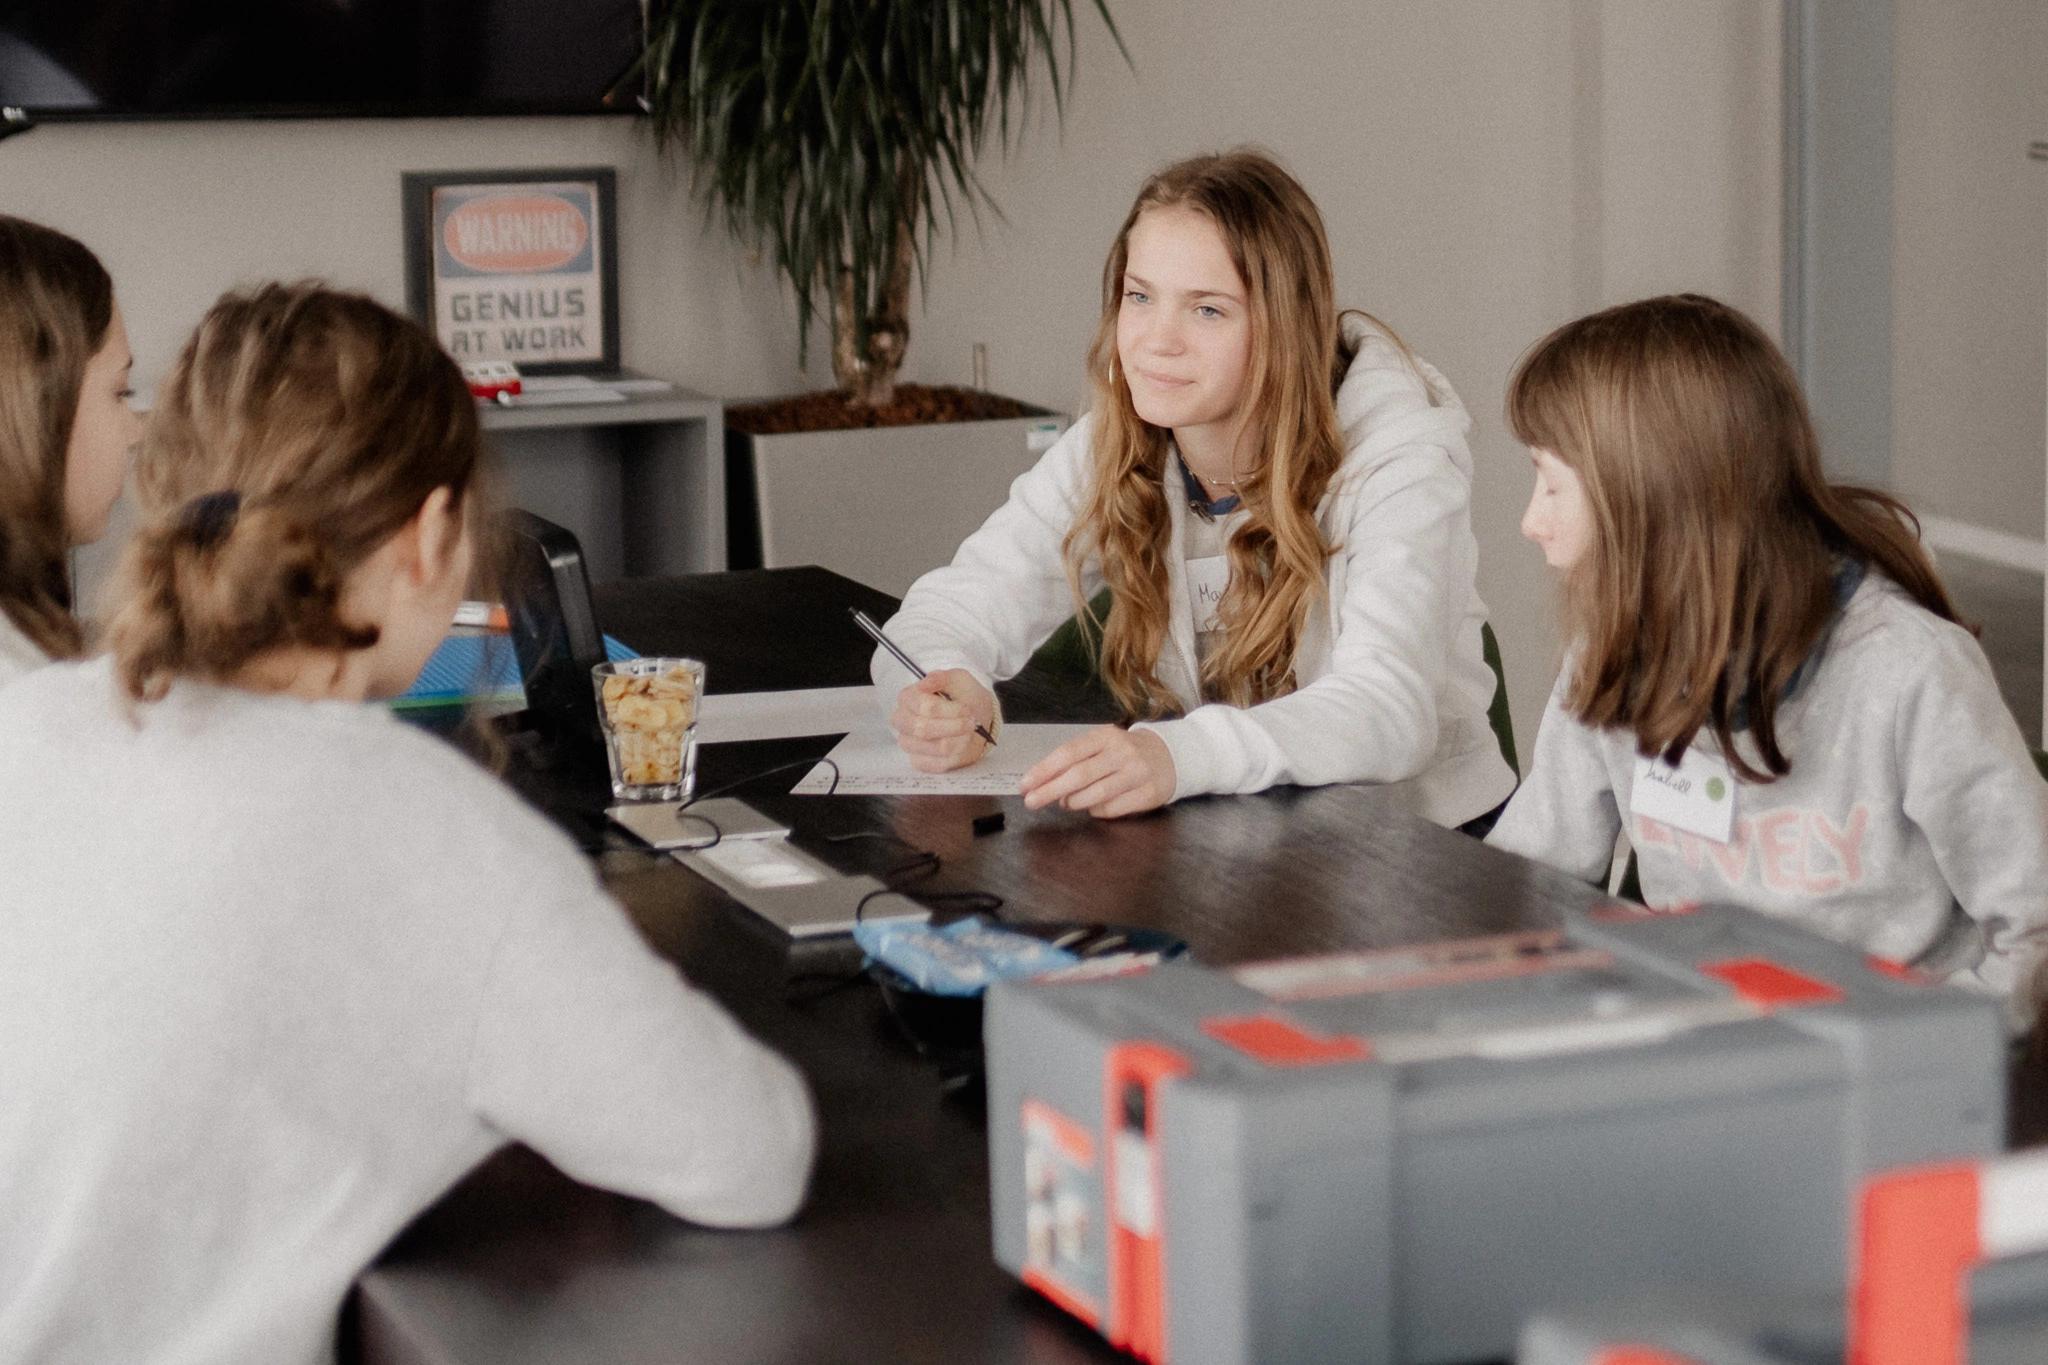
(1143, 447, 1470, 797)
(465, 875, 816, 1228)
(1486, 671, 1622, 888)
(1896, 628, 2048, 1026)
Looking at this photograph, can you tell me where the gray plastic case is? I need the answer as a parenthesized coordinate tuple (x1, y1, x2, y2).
(984, 902, 2006, 1365)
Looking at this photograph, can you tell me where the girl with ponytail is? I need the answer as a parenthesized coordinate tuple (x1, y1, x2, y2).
(0, 284, 814, 1363)
(875, 149, 1516, 827)
(106, 281, 485, 705)
(1489, 293, 2048, 1026)
(0, 215, 140, 678)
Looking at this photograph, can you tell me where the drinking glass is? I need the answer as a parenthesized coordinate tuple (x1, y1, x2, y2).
(592, 657, 705, 802)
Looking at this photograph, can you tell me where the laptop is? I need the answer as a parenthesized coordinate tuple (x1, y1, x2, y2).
(485, 509, 636, 848)
(501, 508, 608, 747)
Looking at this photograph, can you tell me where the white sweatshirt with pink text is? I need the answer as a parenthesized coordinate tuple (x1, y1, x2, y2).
(1490, 571, 2048, 1027)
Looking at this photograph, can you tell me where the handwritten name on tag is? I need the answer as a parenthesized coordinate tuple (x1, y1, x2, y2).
(1187, 555, 1230, 634)
(1631, 748, 1736, 844)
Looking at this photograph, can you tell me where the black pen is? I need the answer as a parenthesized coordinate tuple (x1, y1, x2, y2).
(849, 608, 998, 749)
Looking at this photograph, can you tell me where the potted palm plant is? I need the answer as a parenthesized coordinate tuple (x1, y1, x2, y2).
(638, 0, 1125, 594)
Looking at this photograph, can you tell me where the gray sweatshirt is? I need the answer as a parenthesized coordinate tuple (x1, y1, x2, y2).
(1490, 572, 2048, 1026)
(0, 658, 816, 1365)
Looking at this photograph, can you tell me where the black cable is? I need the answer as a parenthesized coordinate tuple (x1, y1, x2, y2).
(788, 847, 1002, 1007)
(823, 830, 924, 849)
(682, 755, 839, 809)
(604, 754, 841, 857)
(605, 763, 1011, 1017)
(667, 810, 722, 852)
(917, 889, 1007, 921)
(852, 852, 944, 925)
(882, 850, 942, 880)
(854, 882, 1004, 926)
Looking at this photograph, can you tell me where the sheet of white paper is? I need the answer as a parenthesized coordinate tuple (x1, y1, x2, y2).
(518, 375, 599, 391)
(695, 686, 878, 744)
(790, 720, 1099, 796)
(609, 377, 677, 393)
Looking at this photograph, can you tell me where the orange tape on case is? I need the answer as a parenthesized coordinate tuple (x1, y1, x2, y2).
(1103, 1042, 1191, 1364)
(1848, 1162, 1981, 1365)
(1202, 1013, 1372, 1067)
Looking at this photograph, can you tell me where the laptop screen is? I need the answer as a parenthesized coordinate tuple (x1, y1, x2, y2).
(501, 509, 606, 743)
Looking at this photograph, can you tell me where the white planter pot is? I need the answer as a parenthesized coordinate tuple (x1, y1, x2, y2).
(727, 402, 1068, 596)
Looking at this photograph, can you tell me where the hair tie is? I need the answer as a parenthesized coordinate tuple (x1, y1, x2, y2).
(178, 490, 243, 549)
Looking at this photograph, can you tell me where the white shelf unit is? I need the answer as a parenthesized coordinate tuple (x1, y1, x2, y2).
(482, 385, 724, 583)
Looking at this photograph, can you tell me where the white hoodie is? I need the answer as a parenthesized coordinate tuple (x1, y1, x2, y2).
(0, 658, 817, 1365)
(872, 324, 1517, 827)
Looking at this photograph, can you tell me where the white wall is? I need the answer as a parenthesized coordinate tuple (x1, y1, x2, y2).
(4, 116, 803, 600)
(1891, 0, 2048, 543)
(4, 0, 1781, 747)
(2, 117, 804, 400)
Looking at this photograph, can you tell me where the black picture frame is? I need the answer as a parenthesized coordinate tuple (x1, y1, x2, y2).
(401, 167, 621, 376)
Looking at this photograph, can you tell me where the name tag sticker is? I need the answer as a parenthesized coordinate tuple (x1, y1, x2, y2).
(1186, 555, 1230, 634)
(1631, 749, 1736, 844)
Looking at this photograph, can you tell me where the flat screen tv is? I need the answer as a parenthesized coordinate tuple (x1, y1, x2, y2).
(0, 1, 645, 121)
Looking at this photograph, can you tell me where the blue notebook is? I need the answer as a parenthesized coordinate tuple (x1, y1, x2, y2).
(393, 632, 638, 709)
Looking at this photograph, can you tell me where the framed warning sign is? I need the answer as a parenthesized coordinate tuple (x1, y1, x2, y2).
(401, 167, 621, 375)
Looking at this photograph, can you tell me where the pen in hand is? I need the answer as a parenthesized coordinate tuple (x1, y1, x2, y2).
(849, 608, 998, 750)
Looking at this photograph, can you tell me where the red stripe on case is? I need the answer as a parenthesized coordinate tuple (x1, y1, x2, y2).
(1201, 1013, 1372, 1067)
(1699, 957, 1844, 1008)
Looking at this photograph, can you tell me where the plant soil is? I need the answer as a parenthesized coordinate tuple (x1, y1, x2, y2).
(727, 384, 1034, 435)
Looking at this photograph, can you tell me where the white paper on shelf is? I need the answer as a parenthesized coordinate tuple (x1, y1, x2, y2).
(503, 388, 628, 406)
(518, 375, 599, 391)
(790, 721, 1097, 796)
(695, 686, 879, 744)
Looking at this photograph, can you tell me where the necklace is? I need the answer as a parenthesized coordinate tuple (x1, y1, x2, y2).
(1177, 445, 1243, 493)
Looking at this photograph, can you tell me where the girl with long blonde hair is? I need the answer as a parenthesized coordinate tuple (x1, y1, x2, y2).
(1490, 293, 2048, 1024)
(0, 215, 141, 678)
(0, 284, 813, 1363)
(875, 149, 1515, 826)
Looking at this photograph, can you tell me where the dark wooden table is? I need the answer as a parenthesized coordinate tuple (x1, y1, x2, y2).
(350, 567, 2048, 1365)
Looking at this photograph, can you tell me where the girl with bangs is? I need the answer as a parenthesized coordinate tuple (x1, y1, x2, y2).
(0, 216, 142, 680)
(1490, 293, 2048, 1025)
(874, 150, 1516, 828)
